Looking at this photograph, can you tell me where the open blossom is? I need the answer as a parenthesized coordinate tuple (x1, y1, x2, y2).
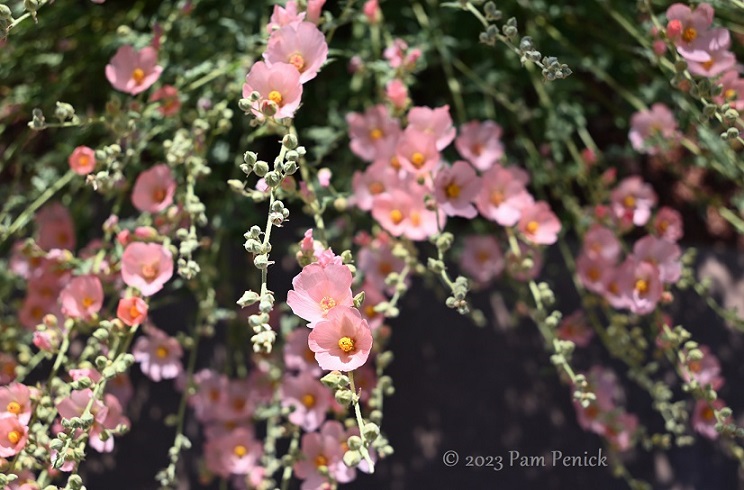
(577, 253, 614, 295)
(395, 128, 439, 175)
(350, 160, 400, 211)
(346, 104, 401, 162)
(287, 263, 354, 327)
(603, 412, 639, 452)
(692, 399, 727, 440)
(149, 85, 181, 116)
(0, 383, 35, 425)
(284, 328, 322, 376)
(459, 235, 504, 285)
(610, 176, 657, 227)
(116, 297, 148, 326)
(686, 40, 735, 77)
(0, 416, 28, 458)
(281, 372, 331, 432)
(666, 3, 726, 62)
(505, 241, 543, 281)
(371, 187, 444, 241)
(407, 105, 456, 151)
(518, 201, 561, 245)
(455, 120, 504, 171)
(582, 225, 621, 264)
(615, 258, 663, 315)
(628, 103, 679, 155)
(120, 242, 174, 296)
(105, 45, 163, 95)
(294, 422, 355, 486)
(632, 235, 681, 284)
(308, 306, 373, 372)
(132, 325, 183, 381)
(204, 427, 263, 478)
(475, 164, 534, 227)
(556, 310, 593, 347)
(36, 203, 76, 252)
(264, 22, 328, 83)
(681, 345, 724, 390)
(356, 235, 405, 294)
(715, 70, 744, 111)
(433, 161, 482, 218)
(653, 207, 684, 242)
(243, 61, 303, 120)
(132, 164, 177, 213)
(68, 146, 96, 175)
(59, 275, 104, 320)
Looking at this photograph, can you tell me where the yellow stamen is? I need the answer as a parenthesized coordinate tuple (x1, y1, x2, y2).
(7, 430, 20, 444)
(445, 182, 460, 199)
(701, 60, 714, 72)
(289, 53, 305, 71)
(369, 128, 383, 140)
(525, 220, 539, 234)
(319, 296, 336, 313)
(410, 211, 421, 227)
(490, 190, 505, 206)
(390, 156, 401, 170)
(623, 195, 636, 208)
(301, 394, 316, 408)
(156, 346, 169, 359)
(132, 68, 146, 85)
(268, 90, 283, 106)
(725, 88, 737, 100)
(152, 188, 167, 203)
(682, 27, 697, 43)
(410, 152, 426, 169)
(141, 264, 158, 281)
(389, 209, 404, 225)
(635, 279, 648, 294)
(315, 454, 328, 467)
(338, 336, 355, 353)
(6, 401, 21, 415)
(233, 444, 248, 457)
(701, 406, 715, 422)
(129, 304, 142, 319)
(82, 297, 95, 309)
(368, 182, 384, 195)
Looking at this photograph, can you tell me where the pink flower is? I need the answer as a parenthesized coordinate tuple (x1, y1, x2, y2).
(68, 146, 96, 175)
(455, 120, 505, 171)
(105, 45, 163, 95)
(518, 201, 561, 245)
(433, 161, 482, 218)
(556, 310, 593, 348)
(395, 128, 439, 175)
(505, 241, 543, 281)
(0, 383, 35, 425)
(686, 35, 735, 77)
(692, 399, 727, 439)
(602, 412, 638, 452)
(615, 258, 663, 315)
(363, 0, 381, 23)
(36, 203, 75, 252)
(306, 0, 326, 24)
(0, 416, 28, 458)
(284, 328, 322, 376)
(294, 431, 344, 487)
(371, 187, 444, 241)
(132, 325, 183, 381)
(350, 161, 400, 211)
(264, 22, 328, 84)
(120, 242, 174, 296)
(317, 168, 332, 187)
(59, 275, 104, 320)
(286, 263, 354, 328)
(665, 3, 719, 62)
(149, 85, 181, 116)
(385, 78, 408, 109)
(308, 306, 373, 372)
(577, 253, 613, 295)
(131, 164, 177, 213)
(116, 297, 148, 326)
(281, 372, 331, 432)
(267, 1, 305, 31)
(356, 236, 405, 294)
(632, 235, 681, 283)
(459, 235, 504, 285)
(407, 105, 456, 150)
(610, 176, 657, 227)
(242, 61, 303, 120)
(346, 105, 401, 162)
(204, 427, 263, 478)
(56, 389, 108, 450)
(681, 345, 724, 390)
(653, 207, 684, 241)
(715, 70, 744, 111)
(582, 225, 621, 264)
(628, 103, 679, 155)
(475, 164, 534, 227)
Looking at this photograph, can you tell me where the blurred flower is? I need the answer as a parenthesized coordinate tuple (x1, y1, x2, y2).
(131, 164, 176, 214)
(120, 242, 174, 296)
(105, 45, 163, 95)
(68, 146, 96, 175)
(133, 325, 183, 382)
(264, 22, 328, 83)
(455, 120, 505, 171)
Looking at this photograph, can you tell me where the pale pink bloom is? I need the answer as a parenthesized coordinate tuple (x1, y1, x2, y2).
(455, 120, 505, 171)
(505, 241, 543, 281)
(213, 378, 255, 423)
(284, 328, 322, 376)
(350, 160, 400, 211)
(105, 45, 163, 95)
(615, 258, 663, 315)
(58, 275, 103, 320)
(518, 201, 561, 245)
(687, 45, 736, 77)
(36, 202, 75, 251)
(653, 206, 684, 241)
(149, 85, 181, 116)
(264, 22, 328, 83)
(459, 235, 504, 285)
(356, 282, 386, 331)
(681, 345, 724, 390)
(116, 296, 148, 326)
(628, 103, 679, 155)
(295, 423, 354, 485)
(574, 366, 618, 432)
(20, 293, 57, 330)
(363, 0, 381, 24)
(407, 105, 456, 151)
(190, 369, 227, 422)
(204, 427, 263, 478)
(267, 1, 305, 31)
(133, 325, 183, 381)
(306, 0, 326, 23)
(475, 164, 535, 227)
(632, 235, 682, 283)
(666, 3, 718, 62)
(346, 105, 401, 162)
(395, 128, 439, 175)
(692, 399, 727, 439)
(107, 373, 134, 407)
(131, 164, 176, 213)
(602, 412, 638, 452)
(281, 372, 331, 432)
(582, 225, 621, 264)
(0, 415, 28, 458)
(356, 237, 405, 294)
(371, 187, 444, 241)
(0, 354, 17, 385)
(433, 161, 482, 218)
(120, 242, 174, 296)
(93, 394, 129, 453)
(577, 253, 613, 295)
(68, 146, 96, 175)
(384, 39, 409, 68)
(0, 383, 35, 425)
(56, 389, 109, 452)
(287, 263, 354, 328)
(610, 176, 657, 227)
(601, 267, 629, 310)
(317, 168, 332, 187)
(385, 78, 408, 109)
(33, 329, 60, 352)
(715, 70, 744, 111)
(242, 61, 303, 120)
(308, 306, 373, 372)
(556, 310, 593, 348)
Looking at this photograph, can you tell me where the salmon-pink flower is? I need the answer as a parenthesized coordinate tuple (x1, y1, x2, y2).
(385, 78, 408, 109)
(518, 201, 561, 245)
(306, 0, 326, 24)
(36, 203, 75, 252)
(459, 235, 504, 285)
(0, 383, 35, 425)
(346, 104, 401, 162)
(681, 345, 723, 390)
(0, 416, 28, 458)
(577, 253, 613, 295)
(281, 372, 331, 432)
(284, 328, 322, 376)
(407, 105, 456, 150)
(264, 22, 328, 83)
(68, 146, 96, 175)
(692, 399, 727, 440)
(686, 34, 735, 77)
(149, 85, 181, 116)
(132, 325, 183, 381)
(475, 164, 534, 227)
(665, 3, 718, 62)
(371, 187, 444, 241)
(433, 161, 482, 218)
(356, 237, 405, 294)
(204, 427, 263, 478)
(556, 310, 593, 348)
(308, 306, 373, 372)
(120, 242, 174, 296)
(653, 207, 683, 241)
(582, 225, 621, 264)
(455, 120, 505, 171)
(267, 1, 305, 31)
(602, 412, 638, 452)
(715, 70, 744, 111)
(131, 164, 176, 213)
(610, 176, 657, 227)
(628, 103, 679, 155)
(350, 161, 400, 211)
(395, 128, 439, 175)
(116, 297, 148, 326)
(287, 263, 354, 328)
(105, 45, 163, 95)
(242, 61, 303, 120)
(294, 431, 344, 486)
(633, 235, 681, 283)
(615, 258, 662, 315)
(59, 275, 104, 320)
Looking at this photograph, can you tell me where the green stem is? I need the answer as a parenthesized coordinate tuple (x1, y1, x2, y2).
(349, 371, 375, 473)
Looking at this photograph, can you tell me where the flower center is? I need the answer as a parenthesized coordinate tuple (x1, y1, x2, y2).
(156, 346, 169, 358)
(6, 401, 21, 414)
(152, 187, 167, 203)
(623, 195, 636, 208)
(725, 88, 737, 100)
(368, 181, 385, 195)
(701, 406, 715, 422)
(233, 444, 248, 457)
(338, 336, 355, 353)
(476, 250, 490, 264)
(301, 393, 316, 408)
(7, 430, 20, 444)
(232, 398, 246, 411)
(688, 360, 702, 373)
(369, 128, 383, 140)
(445, 182, 460, 199)
(364, 304, 378, 318)
(378, 261, 393, 275)
(30, 306, 44, 320)
(587, 267, 601, 282)
(489, 190, 505, 206)
(141, 263, 159, 281)
(289, 53, 305, 71)
(78, 155, 90, 168)
(701, 59, 714, 72)
(319, 296, 336, 313)
(682, 27, 697, 43)
(526, 220, 539, 234)
(129, 304, 142, 319)
(390, 156, 401, 170)
(132, 68, 146, 85)
(315, 454, 328, 467)
(410, 152, 426, 169)
(389, 209, 404, 225)
(471, 143, 483, 156)
(658, 220, 669, 233)
(585, 404, 599, 419)
(82, 296, 95, 308)
(268, 90, 283, 106)
(634, 279, 648, 294)
(410, 211, 421, 227)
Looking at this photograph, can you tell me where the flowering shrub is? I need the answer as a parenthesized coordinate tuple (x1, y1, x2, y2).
(1, 0, 744, 489)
